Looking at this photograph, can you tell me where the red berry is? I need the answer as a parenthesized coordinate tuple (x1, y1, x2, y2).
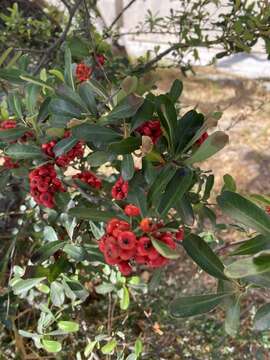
(196, 132, 208, 146)
(76, 63, 92, 82)
(140, 218, 151, 233)
(117, 231, 137, 250)
(118, 261, 132, 276)
(176, 227, 184, 241)
(111, 176, 129, 200)
(136, 120, 162, 144)
(124, 204, 140, 217)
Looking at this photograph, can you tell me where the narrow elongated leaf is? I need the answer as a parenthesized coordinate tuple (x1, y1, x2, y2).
(152, 238, 180, 259)
(0, 47, 13, 67)
(56, 84, 87, 112)
(254, 303, 270, 330)
(231, 235, 270, 256)
(225, 254, 270, 279)
(105, 95, 144, 124)
(78, 82, 97, 116)
(0, 127, 27, 141)
(119, 286, 130, 310)
(5, 144, 45, 159)
(72, 123, 121, 143)
(95, 283, 115, 294)
(53, 136, 77, 157)
(50, 281, 65, 307)
(63, 244, 88, 261)
(217, 191, 270, 235)
(169, 292, 231, 318)
(249, 194, 270, 206)
(183, 234, 227, 280)
(12, 277, 46, 295)
(0, 68, 26, 84)
(169, 79, 183, 102)
(176, 110, 204, 152)
(49, 98, 82, 118)
(64, 47, 75, 90)
(10, 93, 23, 119)
(109, 137, 141, 155)
(223, 174, 236, 192)
(224, 295, 241, 336)
(127, 187, 147, 217)
(157, 95, 177, 148)
(176, 195, 195, 226)
(147, 164, 176, 206)
(158, 168, 193, 216)
(131, 98, 155, 131)
(20, 75, 53, 91)
(121, 154, 134, 181)
(202, 174, 214, 201)
(185, 131, 229, 165)
(69, 208, 113, 222)
(31, 241, 66, 264)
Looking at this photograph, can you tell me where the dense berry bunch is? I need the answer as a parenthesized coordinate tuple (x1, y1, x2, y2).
(29, 164, 65, 208)
(75, 63, 92, 82)
(42, 131, 84, 168)
(0, 120, 17, 129)
(111, 176, 129, 200)
(136, 120, 162, 144)
(196, 132, 208, 146)
(3, 156, 19, 169)
(99, 213, 183, 276)
(73, 171, 102, 189)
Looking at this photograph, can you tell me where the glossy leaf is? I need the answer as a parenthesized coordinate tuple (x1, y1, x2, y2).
(131, 98, 155, 131)
(183, 234, 227, 280)
(119, 286, 130, 310)
(0, 128, 28, 141)
(224, 295, 241, 336)
(223, 174, 237, 192)
(121, 154, 135, 181)
(230, 235, 270, 256)
(78, 82, 97, 116)
(176, 110, 204, 152)
(5, 144, 45, 160)
(56, 84, 87, 112)
(50, 281, 65, 307)
(217, 191, 270, 236)
(152, 238, 180, 259)
(158, 168, 193, 216)
(95, 283, 115, 294)
(53, 136, 77, 157)
(64, 47, 75, 91)
(69, 208, 113, 222)
(72, 123, 121, 143)
(109, 137, 141, 155)
(101, 339, 117, 355)
(88, 151, 116, 167)
(58, 321, 79, 333)
(42, 339, 62, 353)
(169, 79, 183, 102)
(169, 292, 231, 318)
(12, 277, 46, 295)
(185, 131, 229, 165)
(63, 244, 88, 261)
(105, 94, 144, 124)
(31, 241, 65, 264)
(254, 303, 270, 330)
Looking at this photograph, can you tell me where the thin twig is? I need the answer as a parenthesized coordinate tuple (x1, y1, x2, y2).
(107, 0, 138, 33)
(33, 0, 83, 75)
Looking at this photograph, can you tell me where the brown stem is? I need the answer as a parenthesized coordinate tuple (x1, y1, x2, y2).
(106, 0, 138, 33)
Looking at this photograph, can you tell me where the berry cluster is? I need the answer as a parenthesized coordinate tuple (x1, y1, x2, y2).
(196, 132, 208, 146)
(76, 63, 92, 82)
(136, 120, 162, 144)
(3, 156, 19, 169)
(42, 131, 84, 168)
(73, 171, 102, 189)
(0, 120, 33, 142)
(29, 164, 65, 208)
(99, 211, 183, 276)
(111, 176, 129, 200)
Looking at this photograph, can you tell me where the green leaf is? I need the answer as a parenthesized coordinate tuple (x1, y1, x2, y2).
(254, 303, 270, 331)
(131, 98, 155, 131)
(152, 238, 180, 259)
(20, 75, 54, 91)
(224, 295, 241, 336)
(0, 47, 13, 67)
(88, 151, 115, 167)
(109, 137, 141, 155)
(5, 144, 45, 160)
(121, 154, 135, 181)
(72, 123, 121, 143)
(49, 98, 82, 118)
(176, 110, 204, 153)
(95, 283, 115, 294)
(249, 194, 270, 206)
(121, 76, 138, 94)
(69, 207, 113, 222)
(127, 187, 148, 217)
(231, 235, 270, 256)
(202, 174, 214, 201)
(84, 340, 97, 356)
(135, 338, 143, 357)
(12, 277, 46, 295)
(64, 47, 75, 91)
(42, 339, 62, 353)
(87, 79, 108, 100)
(169, 79, 183, 102)
(223, 174, 237, 192)
(169, 293, 231, 318)
(31, 241, 65, 264)
(67, 36, 90, 58)
(37, 97, 51, 123)
(225, 252, 270, 279)
(183, 234, 227, 280)
(157, 95, 177, 148)
(49, 69, 64, 82)
(217, 191, 270, 236)
(147, 164, 176, 207)
(56, 84, 88, 112)
(53, 136, 77, 157)
(0, 127, 28, 141)
(0, 68, 26, 84)
(63, 244, 88, 261)
(105, 95, 144, 124)
(10, 93, 23, 120)
(185, 131, 229, 165)
(25, 84, 40, 115)
(101, 339, 117, 355)
(158, 168, 193, 216)
(58, 321, 79, 333)
(50, 281, 65, 307)
(119, 286, 130, 310)
(78, 82, 97, 116)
